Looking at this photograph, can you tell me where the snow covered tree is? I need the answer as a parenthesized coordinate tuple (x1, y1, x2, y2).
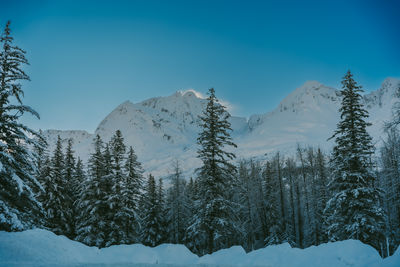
(141, 174, 164, 247)
(311, 147, 329, 245)
(325, 70, 385, 251)
(64, 138, 76, 238)
(76, 135, 110, 247)
(64, 139, 76, 185)
(123, 146, 144, 243)
(187, 88, 239, 254)
(379, 129, 400, 255)
(70, 157, 84, 237)
(106, 130, 128, 246)
(263, 160, 283, 245)
(166, 160, 190, 244)
(236, 160, 265, 250)
(157, 177, 168, 243)
(41, 136, 70, 235)
(73, 157, 85, 198)
(33, 130, 48, 180)
(0, 20, 43, 231)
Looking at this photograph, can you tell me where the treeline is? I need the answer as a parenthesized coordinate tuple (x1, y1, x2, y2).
(1, 20, 399, 259)
(32, 130, 399, 257)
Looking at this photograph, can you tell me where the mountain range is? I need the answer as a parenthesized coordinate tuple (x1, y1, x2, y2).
(43, 78, 400, 178)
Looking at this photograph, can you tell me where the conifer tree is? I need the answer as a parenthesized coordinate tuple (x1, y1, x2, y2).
(64, 138, 76, 237)
(32, 130, 49, 227)
(166, 160, 189, 244)
(33, 130, 48, 180)
(314, 148, 329, 244)
(141, 174, 163, 247)
(107, 130, 130, 245)
(325, 71, 385, 251)
(379, 129, 400, 255)
(76, 135, 109, 247)
(187, 88, 239, 254)
(0, 20, 43, 231)
(123, 146, 144, 243)
(73, 157, 85, 200)
(263, 161, 282, 245)
(157, 178, 167, 243)
(71, 157, 84, 236)
(42, 136, 69, 235)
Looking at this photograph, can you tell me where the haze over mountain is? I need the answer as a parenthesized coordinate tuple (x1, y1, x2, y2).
(43, 78, 400, 178)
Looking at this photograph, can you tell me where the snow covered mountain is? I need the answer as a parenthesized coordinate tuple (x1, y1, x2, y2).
(43, 78, 400, 177)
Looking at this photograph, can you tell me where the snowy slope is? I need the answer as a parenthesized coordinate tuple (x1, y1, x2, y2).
(43, 78, 400, 177)
(0, 229, 398, 267)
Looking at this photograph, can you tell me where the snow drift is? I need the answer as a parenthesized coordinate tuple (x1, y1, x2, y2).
(0, 229, 399, 266)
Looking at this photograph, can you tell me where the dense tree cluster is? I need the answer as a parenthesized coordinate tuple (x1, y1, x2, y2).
(1, 21, 399, 259)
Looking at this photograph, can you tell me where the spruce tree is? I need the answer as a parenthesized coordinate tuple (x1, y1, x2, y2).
(0, 20, 43, 231)
(41, 136, 69, 235)
(157, 178, 168, 243)
(64, 138, 76, 238)
(76, 135, 109, 247)
(325, 70, 385, 251)
(123, 146, 144, 243)
(166, 160, 189, 244)
(141, 174, 163, 247)
(107, 130, 129, 245)
(187, 88, 239, 254)
(71, 157, 84, 237)
(33, 130, 48, 181)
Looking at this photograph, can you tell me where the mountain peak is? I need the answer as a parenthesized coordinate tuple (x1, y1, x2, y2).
(381, 77, 400, 92)
(176, 89, 205, 99)
(277, 81, 338, 114)
(300, 80, 324, 89)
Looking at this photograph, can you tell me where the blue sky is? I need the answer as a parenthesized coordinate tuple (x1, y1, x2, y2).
(1, 0, 399, 132)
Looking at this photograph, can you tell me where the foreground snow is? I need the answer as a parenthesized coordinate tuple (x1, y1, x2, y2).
(0, 229, 399, 267)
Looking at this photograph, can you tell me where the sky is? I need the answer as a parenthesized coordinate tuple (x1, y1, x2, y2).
(1, 0, 399, 132)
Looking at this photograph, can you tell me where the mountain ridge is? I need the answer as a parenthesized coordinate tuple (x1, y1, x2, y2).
(42, 77, 400, 177)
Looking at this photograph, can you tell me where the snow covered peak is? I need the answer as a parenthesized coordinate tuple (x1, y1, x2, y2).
(364, 77, 400, 109)
(277, 81, 338, 114)
(382, 77, 400, 90)
(299, 80, 324, 89)
(179, 89, 206, 99)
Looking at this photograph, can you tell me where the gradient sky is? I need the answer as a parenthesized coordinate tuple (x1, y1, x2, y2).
(1, 0, 399, 132)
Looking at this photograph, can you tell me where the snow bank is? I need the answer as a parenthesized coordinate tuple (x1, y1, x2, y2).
(0, 229, 399, 266)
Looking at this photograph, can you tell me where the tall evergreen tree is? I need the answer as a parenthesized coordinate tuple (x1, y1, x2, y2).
(76, 135, 109, 247)
(41, 136, 69, 235)
(313, 148, 329, 245)
(106, 130, 128, 245)
(263, 161, 282, 245)
(0, 20, 42, 231)
(187, 88, 239, 254)
(123, 146, 144, 243)
(64, 138, 76, 238)
(157, 177, 167, 243)
(141, 174, 163, 247)
(325, 70, 385, 251)
(379, 129, 400, 255)
(166, 160, 189, 244)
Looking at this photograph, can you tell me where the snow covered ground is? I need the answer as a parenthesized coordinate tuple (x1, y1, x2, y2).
(0, 229, 399, 266)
